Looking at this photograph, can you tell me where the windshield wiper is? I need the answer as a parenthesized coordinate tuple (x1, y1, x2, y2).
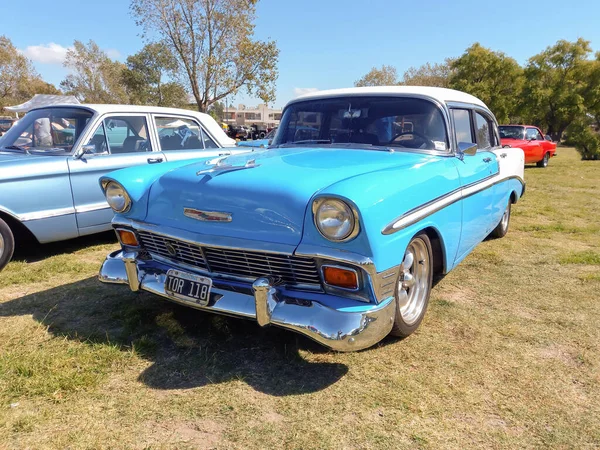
(289, 139, 332, 145)
(2, 145, 30, 154)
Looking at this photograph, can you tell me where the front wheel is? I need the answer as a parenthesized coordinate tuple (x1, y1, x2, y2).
(390, 232, 433, 338)
(537, 152, 550, 168)
(489, 201, 511, 239)
(0, 218, 15, 272)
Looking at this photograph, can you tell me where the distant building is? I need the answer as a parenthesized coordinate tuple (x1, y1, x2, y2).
(223, 104, 282, 129)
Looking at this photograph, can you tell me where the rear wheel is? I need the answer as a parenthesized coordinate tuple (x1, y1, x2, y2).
(537, 152, 550, 168)
(489, 201, 511, 239)
(390, 232, 433, 338)
(0, 218, 15, 272)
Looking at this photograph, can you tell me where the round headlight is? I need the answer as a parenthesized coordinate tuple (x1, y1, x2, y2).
(314, 198, 357, 241)
(105, 181, 131, 213)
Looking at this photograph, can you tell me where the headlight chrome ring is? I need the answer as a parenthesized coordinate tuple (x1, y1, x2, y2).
(313, 198, 359, 242)
(103, 181, 131, 213)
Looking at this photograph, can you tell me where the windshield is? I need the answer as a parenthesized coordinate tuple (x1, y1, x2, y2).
(272, 96, 449, 152)
(0, 107, 93, 155)
(499, 126, 525, 139)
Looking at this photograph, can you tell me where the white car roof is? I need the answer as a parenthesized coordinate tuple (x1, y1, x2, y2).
(288, 86, 488, 109)
(32, 103, 237, 147)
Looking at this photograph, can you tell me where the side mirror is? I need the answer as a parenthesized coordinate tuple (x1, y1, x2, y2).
(73, 144, 106, 159)
(457, 142, 478, 157)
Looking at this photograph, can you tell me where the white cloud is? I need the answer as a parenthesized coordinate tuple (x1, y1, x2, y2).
(105, 49, 121, 59)
(293, 87, 319, 98)
(19, 43, 122, 65)
(20, 43, 71, 65)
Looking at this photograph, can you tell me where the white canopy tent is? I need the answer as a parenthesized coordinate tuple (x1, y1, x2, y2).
(4, 94, 80, 114)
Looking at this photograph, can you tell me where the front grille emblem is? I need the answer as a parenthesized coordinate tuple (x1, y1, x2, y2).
(166, 243, 177, 257)
(184, 208, 232, 222)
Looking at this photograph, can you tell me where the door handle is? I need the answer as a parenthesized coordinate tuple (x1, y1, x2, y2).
(147, 157, 164, 164)
(482, 157, 492, 163)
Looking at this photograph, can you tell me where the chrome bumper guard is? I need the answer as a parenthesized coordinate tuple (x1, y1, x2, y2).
(99, 250, 396, 351)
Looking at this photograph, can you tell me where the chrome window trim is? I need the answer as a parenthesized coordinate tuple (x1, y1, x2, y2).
(381, 174, 524, 235)
(74, 112, 157, 158)
(149, 113, 224, 151)
(320, 264, 360, 292)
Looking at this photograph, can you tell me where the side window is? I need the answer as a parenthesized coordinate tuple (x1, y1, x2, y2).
(200, 128, 218, 149)
(475, 112, 492, 149)
(84, 122, 109, 154)
(104, 116, 152, 153)
(526, 128, 543, 141)
(85, 116, 152, 154)
(452, 109, 474, 144)
(155, 116, 204, 151)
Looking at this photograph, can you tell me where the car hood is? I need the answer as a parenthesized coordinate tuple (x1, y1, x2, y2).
(144, 147, 427, 246)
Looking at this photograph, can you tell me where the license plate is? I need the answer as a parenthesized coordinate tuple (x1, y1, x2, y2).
(165, 269, 212, 306)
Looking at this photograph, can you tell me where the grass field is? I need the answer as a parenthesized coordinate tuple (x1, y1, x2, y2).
(0, 147, 599, 449)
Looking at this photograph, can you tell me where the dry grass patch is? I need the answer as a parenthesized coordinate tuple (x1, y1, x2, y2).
(0, 149, 599, 448)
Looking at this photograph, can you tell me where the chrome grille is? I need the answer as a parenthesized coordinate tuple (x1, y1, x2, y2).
(137, 231, 321, 286)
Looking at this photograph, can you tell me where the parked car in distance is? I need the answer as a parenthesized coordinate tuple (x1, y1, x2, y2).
(0, 104, 249, 271)
(499, 125, 557, 168)
(0, 116, 16, 135)
(236, 127, 277, 148)
(98, 86, 525, 351)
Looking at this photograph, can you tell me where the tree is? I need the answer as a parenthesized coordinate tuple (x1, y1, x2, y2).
(0, 35, 57, 110)
(131, 0, 279, 112)
(355, 65, 398, 87)
(60, 40, 129, 103)
(521, 38, 592, 141)
(208, 101, 224, 121)
(449, 43, 524, 124)
(122, 42, 188, 107)
(400, 59, 454, 87)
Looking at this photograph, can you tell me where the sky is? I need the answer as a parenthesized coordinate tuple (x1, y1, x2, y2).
(2, 0, 600, 109)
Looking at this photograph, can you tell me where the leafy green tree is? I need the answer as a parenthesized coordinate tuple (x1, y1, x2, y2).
(400, 59, 454, 87)
(131, 0, 279, 112)
(449, 43, 523, 124)
(0, 35, 59, 110)
(60, 40, 129, 103)
(566, 116, 600, 160)
(208, 101, 224, 121)
(521, 38, 592, 141)
(122, 42, 188, 107)
(355, 65, 398, 87)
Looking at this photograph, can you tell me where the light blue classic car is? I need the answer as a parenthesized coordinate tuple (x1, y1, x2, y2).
(0, 104, 248, 271)
(98, 87, 525, 351)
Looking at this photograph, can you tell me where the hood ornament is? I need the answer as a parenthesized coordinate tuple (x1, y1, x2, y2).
(184, 207, 232, 222)
(196, 158, 259, 177)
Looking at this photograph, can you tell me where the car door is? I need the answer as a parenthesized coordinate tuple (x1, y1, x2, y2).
(67, 113, 164, 232)
(525, 127, 544, 162)
(152, 115, 232, 162)
(451, 108, 499, 261)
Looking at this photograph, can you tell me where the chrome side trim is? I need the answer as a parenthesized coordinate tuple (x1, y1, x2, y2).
(75, 202, 111, 214)
(98, 250, 396, 351)
(19, 207, 76, 222)
(382, 174, 524, 235)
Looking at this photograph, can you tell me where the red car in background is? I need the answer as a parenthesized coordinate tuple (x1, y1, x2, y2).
(499, 125, 557, 168)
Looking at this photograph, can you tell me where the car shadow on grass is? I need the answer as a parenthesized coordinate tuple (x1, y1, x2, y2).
(0, 277, 348, 396)
(12, 231, 117, 263)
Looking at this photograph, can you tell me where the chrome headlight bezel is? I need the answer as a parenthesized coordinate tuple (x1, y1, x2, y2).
(312, 197, 360, 242)
(102, 180, 131, 213)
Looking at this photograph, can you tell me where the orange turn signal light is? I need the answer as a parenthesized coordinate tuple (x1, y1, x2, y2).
(323, 266, 358, 290)
(117, 229, 139, 247)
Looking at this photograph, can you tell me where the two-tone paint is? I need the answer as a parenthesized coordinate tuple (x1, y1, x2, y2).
(98, 87, 526, 351)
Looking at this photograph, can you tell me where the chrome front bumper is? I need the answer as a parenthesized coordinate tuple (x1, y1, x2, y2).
(99, 250, 396, 351)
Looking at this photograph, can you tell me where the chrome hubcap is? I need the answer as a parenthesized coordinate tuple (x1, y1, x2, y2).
(397, 238, 430, 325)
(501, 204, 510, 230)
